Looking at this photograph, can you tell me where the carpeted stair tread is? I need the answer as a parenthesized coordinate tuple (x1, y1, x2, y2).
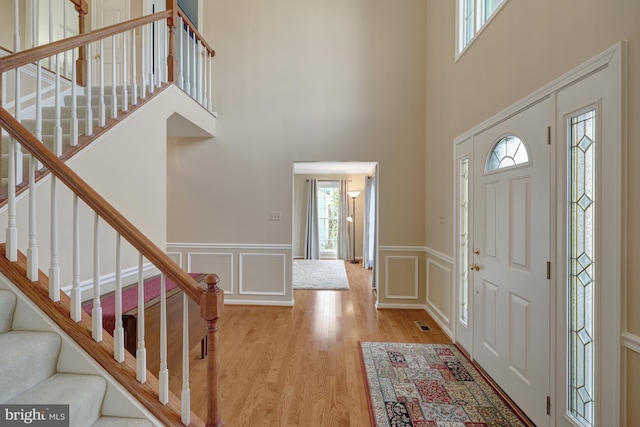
(0, 289, 16, 333)
(0, 330, 61, 403)
(9, 373, 106, 427)
(91, 416, 153, 426)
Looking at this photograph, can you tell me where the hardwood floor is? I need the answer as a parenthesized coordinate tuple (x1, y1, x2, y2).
(167, 261, 452, 426)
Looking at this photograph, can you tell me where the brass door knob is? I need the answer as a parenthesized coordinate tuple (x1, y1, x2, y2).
(474, 248, 481, 255)
(470, 263, 480, 271)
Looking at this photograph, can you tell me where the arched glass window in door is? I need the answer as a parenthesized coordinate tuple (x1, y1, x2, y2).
(485, 135, 529, 172)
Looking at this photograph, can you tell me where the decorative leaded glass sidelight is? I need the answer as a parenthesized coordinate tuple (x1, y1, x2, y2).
(459, 158, 469, 324)
(485, 135, 529, 172)
(569, 110, 596, 426)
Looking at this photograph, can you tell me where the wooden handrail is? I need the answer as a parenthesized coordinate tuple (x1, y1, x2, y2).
(0, 108, 203, 305)
(69, 0, 89, 15)
(0, 11, 171, 74)
(176, 9, 216, 57)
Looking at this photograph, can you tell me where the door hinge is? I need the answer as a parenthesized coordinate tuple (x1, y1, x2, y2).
(547, 261, 551, 279)
(547, 396, 551, 415)
(547, 126, 551, 145)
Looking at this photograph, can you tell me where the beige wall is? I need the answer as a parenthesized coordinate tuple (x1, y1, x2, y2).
(292, 173, 367, 259)
(425, 0, 640, 422)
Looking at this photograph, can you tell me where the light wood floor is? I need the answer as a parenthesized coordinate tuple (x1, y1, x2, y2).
(168, 261, 452, 426)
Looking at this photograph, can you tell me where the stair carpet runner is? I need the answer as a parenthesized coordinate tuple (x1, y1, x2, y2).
(0, 289, 152, 426)
(1, 86, 132, 185)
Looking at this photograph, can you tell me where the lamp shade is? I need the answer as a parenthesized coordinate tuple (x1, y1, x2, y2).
(347, 191, 361, 199)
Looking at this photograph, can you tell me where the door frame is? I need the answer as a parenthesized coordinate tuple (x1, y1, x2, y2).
(452, 42, 626, 426)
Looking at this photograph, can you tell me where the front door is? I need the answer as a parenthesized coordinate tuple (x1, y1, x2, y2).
(472, 98, 551, 426)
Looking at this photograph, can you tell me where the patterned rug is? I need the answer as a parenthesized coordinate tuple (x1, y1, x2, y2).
(359, 342, 526, 427)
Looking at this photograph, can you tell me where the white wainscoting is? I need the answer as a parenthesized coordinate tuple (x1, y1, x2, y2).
(622, 332, 640, 354)
(384, 256, 419, 299)
(424, 247, 454, 339)
(166, 243, 293, 306)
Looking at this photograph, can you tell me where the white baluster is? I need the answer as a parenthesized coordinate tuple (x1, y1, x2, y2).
(70, 194, 81, 321)
(70, 48, 78, 146)
(111, 35, 117, 119)
(178, 17, 184, 90)
(63, 0, 68, 75)
(49, 176, 60, 301)
(136, 253, 146, 383)
(197, 43, 203, 104)
(85, 43, 93, 136)
(48, 0, 53, 69)
(191, 38, 197, 98)
(53, 53, 62, 156)
(181, 293, 191, 424)
(149, 23, 155, 93)
(6, 136, 17, 262)
(114, 234, 124, 362)
(159, 274, 168, 404)
(31, 0, 37, 49)
(92, 213, 102, 342)
(202, 49, 208, 108)
(185, 28, 191, 96)
(141, 24, 147, 99)
(35, 60, 42, 170)
(156, 21, 163, 88)
(122, 31, 128, 113)
(98, 39, 106, 127)
(209, 53, 213, 112)
(164, 19, 168, 83)
(13, 0, 23, 185)
(131, 29, 138, 105)
(26, 154, 38, 281)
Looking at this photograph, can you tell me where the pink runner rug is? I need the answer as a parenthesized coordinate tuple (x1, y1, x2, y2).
(82, 273, 202, 334)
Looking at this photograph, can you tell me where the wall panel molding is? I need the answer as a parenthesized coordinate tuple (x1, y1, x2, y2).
(239, 253, 287, 296)
(187, 252, 234, 295)
(424, 247, 454, 264)
(384, 255, 419, 299)
(622, 332, 640, 354)
(426, 258, 452, 324)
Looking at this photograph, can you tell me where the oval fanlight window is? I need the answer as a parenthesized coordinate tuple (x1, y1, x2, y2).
(485, 135, 530, 172)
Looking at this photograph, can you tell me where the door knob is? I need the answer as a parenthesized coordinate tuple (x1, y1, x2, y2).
(474, 248, 481, 255)
(470, 263, 480, 271)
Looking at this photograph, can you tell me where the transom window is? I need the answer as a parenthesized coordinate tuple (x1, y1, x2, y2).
(485, 135, 529, 172)
(458, 0, 507, 55)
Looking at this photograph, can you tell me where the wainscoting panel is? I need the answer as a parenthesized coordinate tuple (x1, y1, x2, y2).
(239, 253, 286, 296)
(166, 243, 293, 306)
(166, 252, 182, 268)
(426, 258, 451, 325)
(188, 252, 234, 295)
(384, 256, 419, 299)
(425, 248, 454, 338)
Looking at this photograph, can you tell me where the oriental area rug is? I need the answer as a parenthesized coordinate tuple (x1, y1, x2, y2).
(359, 342, 528, 427)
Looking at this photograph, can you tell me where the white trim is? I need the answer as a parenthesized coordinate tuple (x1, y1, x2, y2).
(376, 302, 425, 310)
(238, 253, 287, 296)
(426, 258, 452, 325)
(224, 298, 294, 307)
(165, 251, 183, 268)
(187, 252, 234, 295)
(384, 255, 419, 300)
(424, 304, 454, 339)
(424, 246, 454, 265)
(455, 0, 511, 61)
(379, 245, 425, 252)
(167, 242, 292, 250)
(62, 262, 157, 295)
(622, 332, 640, 354)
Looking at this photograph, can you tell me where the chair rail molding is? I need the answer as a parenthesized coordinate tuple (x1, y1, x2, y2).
(622, 332, 640, 354)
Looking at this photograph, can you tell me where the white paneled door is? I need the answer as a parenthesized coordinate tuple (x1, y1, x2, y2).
(92, 0, 130, 85)
(471, 98, 551, 427)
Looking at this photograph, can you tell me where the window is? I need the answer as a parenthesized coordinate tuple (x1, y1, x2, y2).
(317, 182, 340, 257)
(485, 135, 529, 172)
(458, 158, 470, 325)
(568, 110, 596, 427)
(458, 0, 506, 55)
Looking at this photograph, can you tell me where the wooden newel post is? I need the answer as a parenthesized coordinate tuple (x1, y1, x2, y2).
(200, 274, 224, 427)
(165, 0, 178, 83)
(74, 0, 88, 86)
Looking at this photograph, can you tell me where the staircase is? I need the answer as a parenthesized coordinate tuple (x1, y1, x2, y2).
(1, 86, 134, 187)
(0, 288, 154, 426)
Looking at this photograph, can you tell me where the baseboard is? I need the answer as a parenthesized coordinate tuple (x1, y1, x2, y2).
(423, 304, 453, 339)
(224, 298, 294, 307)
(376, 302, 426, 310)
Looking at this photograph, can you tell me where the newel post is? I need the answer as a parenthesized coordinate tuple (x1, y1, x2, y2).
(75, 0, 88, 86)
(165, 0, 178, 83)
(200, 274, 224, 427)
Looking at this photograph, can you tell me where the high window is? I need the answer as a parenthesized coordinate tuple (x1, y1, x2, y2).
(457, 0, 506, 55)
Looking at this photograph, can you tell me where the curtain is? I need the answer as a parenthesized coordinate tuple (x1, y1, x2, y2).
(304, 179, 320, 259)
(363, 175, 376, 269)
(337, 179, 349, 260)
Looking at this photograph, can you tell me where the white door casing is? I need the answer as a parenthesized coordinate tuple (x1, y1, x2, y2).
(472, 98, 551, 427)
(91, 0, 130, 85)
(453, 42, 625, 427)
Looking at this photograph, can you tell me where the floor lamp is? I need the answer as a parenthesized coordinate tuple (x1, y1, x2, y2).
(346, 191, 360, 264)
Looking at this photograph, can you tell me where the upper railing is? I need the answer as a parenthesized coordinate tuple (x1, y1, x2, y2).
(0, 3, 221, 426)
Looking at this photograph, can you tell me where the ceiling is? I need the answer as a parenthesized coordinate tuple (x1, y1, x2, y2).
(293, 161, 377, 175)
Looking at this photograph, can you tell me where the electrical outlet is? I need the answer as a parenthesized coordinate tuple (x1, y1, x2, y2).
(269, 211, 282, 221)
(439, 215, 446, 224)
